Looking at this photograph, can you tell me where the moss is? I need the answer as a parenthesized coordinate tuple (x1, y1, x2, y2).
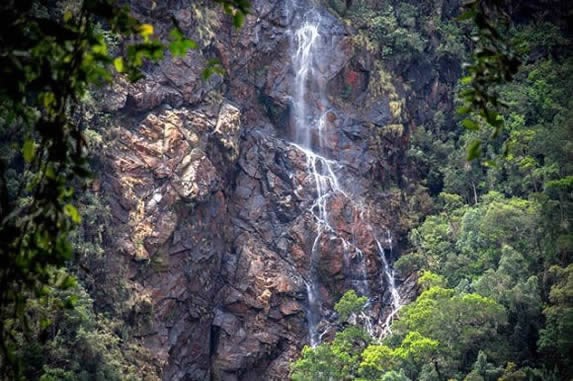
(190, 2, 222, 46)
(368, 63, 398, 99)
(389, 101, 403, 120)
(383, 124, 405, 138)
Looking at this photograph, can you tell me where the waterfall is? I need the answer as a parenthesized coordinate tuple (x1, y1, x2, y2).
(345, 245, 370, 299)
(289, 6, 401, 347)
(293, 143, 347, 347)
(375, 234, 402, 338)
(290, 9, 330, 347)
(294, 143, 375, 346)
(292, 22, 320, 148)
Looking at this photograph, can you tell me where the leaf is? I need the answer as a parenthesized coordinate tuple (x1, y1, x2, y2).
(64, 203, 81, 224)
(467, 140, 482, 161)
(462, 118, 479, 130)
(201, 59, 225, 80)
(62, 275, 77, 289)
(139, 23, 154, 39)
(54, 272, 76, 289)
(456, 105, 472, 115)
(113, 57, 124, 73)
(233, 11, 245, 28)
(41, 92, 56, 110)
(63, 10, 73, 22)
(461, 75, 473, 85)
(61, 186, 74, 198)
(56, 236, 73, 260)
(37, 286, 51, 297)
(168, 27, 198, 56)
(486, 110, 503, 127)
(484, 160, 497, 168)
(22, 139, 36, 163)
(92, 42, 108, 56)
(169, 28, 183, 40)
(65, 295, 79, 308)
(40, 318, 53, 330)
(168, 39, 198, 56)
(45, 165, 56, 179)
(457, 8, 477, 21)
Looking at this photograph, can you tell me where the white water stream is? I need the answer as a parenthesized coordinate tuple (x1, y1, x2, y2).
(376, 236, 402, 338)
(292, 23, 320, 148)
(289, 10, 403, 346)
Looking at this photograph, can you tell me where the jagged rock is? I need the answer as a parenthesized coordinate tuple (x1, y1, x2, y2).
(172, 152, 220, 201)
(99, 78, 128, 112)
(213, 103, 242, 162)
(213, 310, 241, 335)
(91, 0, 437, 379)
(279, 301, 303, 316)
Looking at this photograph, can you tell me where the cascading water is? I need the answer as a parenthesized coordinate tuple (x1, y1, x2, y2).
(292, 22, 320, 148)
(290, 9, 331, 347)
(375, 234, 402, 338)
(289, 6, 403, 346)
(293, 143, 348, 347)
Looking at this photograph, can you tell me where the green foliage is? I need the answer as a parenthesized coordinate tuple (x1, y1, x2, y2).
(456, 0, 521, 155)
(362, 331, 439, 379)
(379, 370, 411, 381)
(437, 21, 466, 58)
(359, 344, 395, 378)
(293, 1, 572, 379)
(0, 1, 173, 372)
(212, 0, 250, 27)
(464, 351, 504, 381)
(293, 281, 507, 380)
(368, 4, 424, 59)
(417, 271, 446, 290)
(406, 125, 458, 197)
(397, 188, 569, 373)
(346, 2, 426, 62)
(291, 326, 370, 381)
(11, 279, 154, 381)
(538, 265, 573, 376)
(406, 192, 541, 285)
(334, 290, 368, 322)
(390, 286, 506, 378)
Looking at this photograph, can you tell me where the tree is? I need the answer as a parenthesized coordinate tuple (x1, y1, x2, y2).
(335, 289, 368, 322)
(538, 264, 573, 377)
(291, 326, 370, 381)
(456, 0, 521, 159)
(390, 283, 507, 378)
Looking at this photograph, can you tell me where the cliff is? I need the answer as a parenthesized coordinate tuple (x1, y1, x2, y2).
(85, 0, 460, 379)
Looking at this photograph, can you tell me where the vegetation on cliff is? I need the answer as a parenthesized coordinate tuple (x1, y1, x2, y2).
(293, 0, 572, 379)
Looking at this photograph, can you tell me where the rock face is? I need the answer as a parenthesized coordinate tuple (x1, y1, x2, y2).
(91, 0, 439, 379)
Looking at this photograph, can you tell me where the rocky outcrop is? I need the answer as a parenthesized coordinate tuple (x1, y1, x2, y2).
(89, 0, 442, 379)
